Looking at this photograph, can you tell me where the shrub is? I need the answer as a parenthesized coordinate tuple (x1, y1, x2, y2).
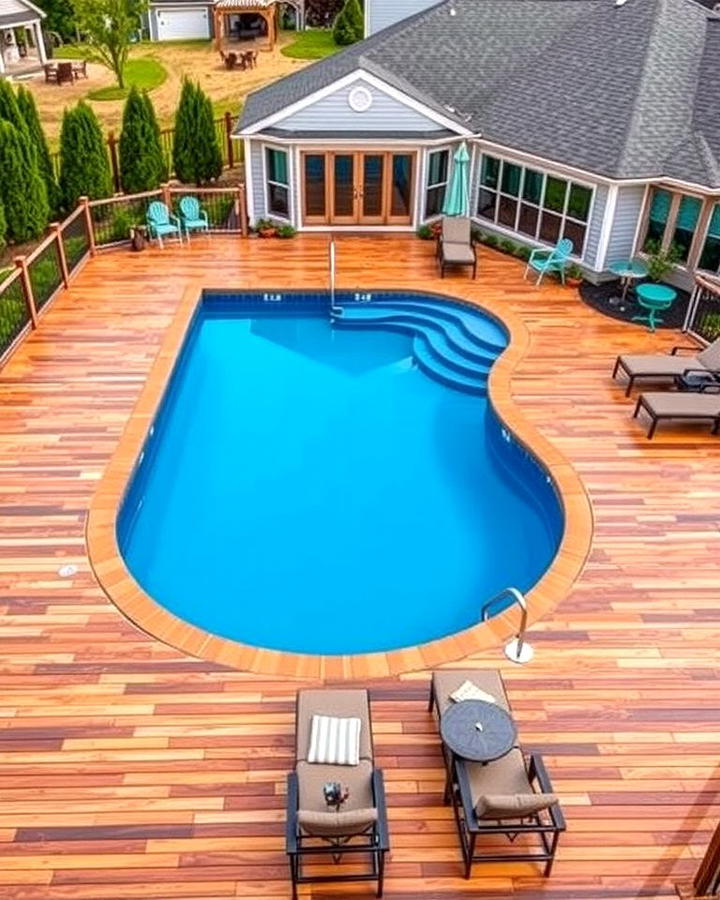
(59, 102, 113, 210)
(333, 0, 363, 45)
(417, 224, 433, 240)
(513, 244, 531, 261)
(119, 87, 166, 193)
(16, 86, 61, 217)
(644, 238, 681, 283)
(484, 233, 499, 248)
(567, 262, 584, 280)
(499, 238, 517, 255)
(0, 198, 6, 253)
(276, 224, 296, 239)
(173, 79, 223, 186)
(0, 120, 50, 243)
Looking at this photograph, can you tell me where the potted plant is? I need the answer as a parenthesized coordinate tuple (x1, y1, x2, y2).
(416, 224, 433, 240)
(644, 239, 681, 283)
(276, 224, 296, 239)
(566, 263, 584, 288)
(255, 218, 278, 238)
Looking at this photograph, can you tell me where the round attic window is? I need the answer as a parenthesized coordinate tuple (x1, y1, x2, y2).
(348, 86, 373, 113)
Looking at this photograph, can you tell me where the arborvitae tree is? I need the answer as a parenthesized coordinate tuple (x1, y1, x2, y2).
(0, 79, 35, 170)
(17, 86, 61, 217)
(173, 79, 222, 186)
(333, 0, 363, 45)
(118, 87, 165, 193)
(143, 91, 167, 181)
(0, 199, 7, 254)
(59, 101, 113, 210)
(0, 120, 50, 243)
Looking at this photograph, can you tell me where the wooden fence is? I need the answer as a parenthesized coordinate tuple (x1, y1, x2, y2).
(0, 183, 248, 369)
(50, 112, 240, 193)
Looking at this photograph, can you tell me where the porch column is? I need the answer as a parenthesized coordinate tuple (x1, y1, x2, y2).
(33, 20, 47, 65)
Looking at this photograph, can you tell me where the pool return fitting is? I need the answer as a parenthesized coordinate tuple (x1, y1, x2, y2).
(481, 587, 534, 664)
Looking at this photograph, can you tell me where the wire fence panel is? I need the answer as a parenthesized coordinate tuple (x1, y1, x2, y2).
(61, 210, 91, 275)
(0, 272, 31, 361)
(28, 239, 64, 312)
(91, 194, 161, 247)
(686, 280, 720, 344)
(172, 190, 240, 232)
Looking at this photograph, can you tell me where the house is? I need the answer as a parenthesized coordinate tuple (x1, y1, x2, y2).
(235, 0, 720, 289)
(0, 0, 46, 78)
(146, 0, 305, 43)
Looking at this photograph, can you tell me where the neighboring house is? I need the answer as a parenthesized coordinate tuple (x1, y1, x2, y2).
(365, 0, 441, 38)
(147, 0, 304, 42)
(0, 0, 46, 77)
(235, 0, 720, 288)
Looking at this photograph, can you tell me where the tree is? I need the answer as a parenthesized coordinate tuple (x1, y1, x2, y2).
(118, 87, 165, 193)
(59, 102, 113, 210)
(333, 0, 363, 45)
(173, 80, 222, 186)
(17, 86, 61, 217)
(0, 121, 49, 243)
(0, 79, 34, 170)
(72, 0, 148, 89)
(0, 199, 6, 254)
(35, 0, 76, 41)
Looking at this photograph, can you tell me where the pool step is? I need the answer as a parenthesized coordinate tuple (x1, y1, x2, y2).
(412, 335, 487, 396)
(366, 299, 506, 352)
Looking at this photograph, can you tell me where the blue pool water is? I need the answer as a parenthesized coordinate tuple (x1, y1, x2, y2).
(118, 292, 563, 655)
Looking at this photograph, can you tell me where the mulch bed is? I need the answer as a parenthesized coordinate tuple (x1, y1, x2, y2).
(579, 279, 690, 330)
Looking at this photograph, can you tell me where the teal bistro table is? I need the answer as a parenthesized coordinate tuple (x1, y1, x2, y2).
(608, 258, 649, 306)
(633, 283, 677, 332)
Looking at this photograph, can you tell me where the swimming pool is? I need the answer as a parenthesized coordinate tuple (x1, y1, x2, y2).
(117, 291, 563, 655)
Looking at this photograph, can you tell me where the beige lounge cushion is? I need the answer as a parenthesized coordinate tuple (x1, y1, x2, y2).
(432, 670, 509, 716)
(617, 354, 701, 376)
(697, 337, 720, 369)
(296, 690, 372, 762)
(475, 792, 557, 819)
(640, 392, 720, 417)
(308, 715, 361, 766)
(442, 216, 471, 244)
(450, 679, 496, 704)
(296, 759, 374, 813)
(442, 241, 474, 264)
(298, 807, 377, 837)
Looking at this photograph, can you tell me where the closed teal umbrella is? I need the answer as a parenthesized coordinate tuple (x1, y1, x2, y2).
(442, 141, 471, 217)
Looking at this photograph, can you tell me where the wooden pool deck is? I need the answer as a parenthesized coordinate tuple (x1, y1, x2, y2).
(0, 235, 718, 899)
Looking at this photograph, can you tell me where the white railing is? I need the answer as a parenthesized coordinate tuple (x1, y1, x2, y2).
(684, 274, 720, 345)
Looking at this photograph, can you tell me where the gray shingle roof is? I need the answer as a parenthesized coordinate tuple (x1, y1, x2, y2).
(238, 0, 720, 186)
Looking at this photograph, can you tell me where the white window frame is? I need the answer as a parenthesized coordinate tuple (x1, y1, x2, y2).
(476, 153, 595, 259)
(696, 200, 720, 275)
(262, 144, 291, 222)
(639, 185, 709, 271)
(424, 147, 451, 221)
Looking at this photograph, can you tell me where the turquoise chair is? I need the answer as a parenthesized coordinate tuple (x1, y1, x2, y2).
(146, 201, 182, 249)
(524, 238, 574, 285)
(178, 195, 210, 241)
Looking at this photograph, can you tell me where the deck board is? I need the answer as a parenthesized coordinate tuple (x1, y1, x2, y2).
(0, 235, 718, 898)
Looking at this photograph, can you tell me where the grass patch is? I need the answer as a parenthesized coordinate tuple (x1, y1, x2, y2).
(281, 29, 338, 60)
(87, 57, 168, 101)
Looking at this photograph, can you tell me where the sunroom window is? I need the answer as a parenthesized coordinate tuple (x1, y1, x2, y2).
(265, 147, 290, 219)
(425, 149, 450, 219)
(699, 204, 720, 272)
(643, 188, 672, 249)
(671, 195, 702, 263)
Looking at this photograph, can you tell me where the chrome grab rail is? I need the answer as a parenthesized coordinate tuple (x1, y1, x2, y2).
(481, 587, 533, 664)
(329, 239, 340, 318)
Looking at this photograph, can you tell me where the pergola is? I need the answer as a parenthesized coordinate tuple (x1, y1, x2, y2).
(213, 0, 305, 52)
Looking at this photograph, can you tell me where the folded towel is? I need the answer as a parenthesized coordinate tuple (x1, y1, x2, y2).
(308, 715, 361, 766)
(450, 680, 496, 704)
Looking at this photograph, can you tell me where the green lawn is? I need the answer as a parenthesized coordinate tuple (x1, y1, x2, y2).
(87, 57, 168, 101)
(281, 29, 339, 60)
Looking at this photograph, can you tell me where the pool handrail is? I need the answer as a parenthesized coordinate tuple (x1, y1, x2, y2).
(329, 240, 341, 318)
(481, 587, 534, 664)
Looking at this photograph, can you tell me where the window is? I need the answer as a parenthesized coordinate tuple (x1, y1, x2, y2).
(643, 188, 671, 249)
(672, 195, 701, 263)
(640, 187, 707, 267)
(265, 147, 289, 219)
(476, 154, 593, 256)
(699, 204, 720, 272)
(425, 149, 449, 219)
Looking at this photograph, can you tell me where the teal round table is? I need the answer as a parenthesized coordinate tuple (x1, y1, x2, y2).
(633, 283, 677, 332)
(608, 258, 649, 306)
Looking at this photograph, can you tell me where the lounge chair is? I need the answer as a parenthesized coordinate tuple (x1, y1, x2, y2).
(524, 237, 573, 285)
(286, 689, 389, 899)
(437, 216, 478, 279)
(178, 196, 210, 241)
(613, 337, 720, 396)
(146, 201, 182, 249)
(429, 670, 564, 878)
(633, 389, 720, 438)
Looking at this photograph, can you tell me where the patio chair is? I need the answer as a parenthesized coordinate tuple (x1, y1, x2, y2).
(56, 62, 75, 86)
(43, 63, 58, 84)
(437, 216, 478, 279)
(72, 59, 88, 79)
(524, 237, 573, 285)
(633, 389, 720, 439)
(219, 50, 237, 70)
(286, 689, 389, 899)
(178, 196, 210, 241)
(613, 337, 720, 396)
(146, 201, 182, 249)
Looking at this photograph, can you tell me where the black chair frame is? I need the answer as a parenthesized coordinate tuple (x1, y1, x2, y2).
(448, 751, 565, 879)
(286, 768, 389, 899)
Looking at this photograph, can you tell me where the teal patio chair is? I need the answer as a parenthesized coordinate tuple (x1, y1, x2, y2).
(178, 195, 210, 242)
(524, 238, 574, 286)
(146, 201, 182, 249)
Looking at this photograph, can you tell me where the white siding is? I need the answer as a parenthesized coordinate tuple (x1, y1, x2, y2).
(605, 184, 647, 263)
(278, 80, 445, 133)
(366, 0, 442, 36)
(250, 142, 266, 223)
(584, 184, 608, 270)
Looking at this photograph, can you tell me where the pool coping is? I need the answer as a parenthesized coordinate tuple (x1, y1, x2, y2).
(86, 281, 594, 680)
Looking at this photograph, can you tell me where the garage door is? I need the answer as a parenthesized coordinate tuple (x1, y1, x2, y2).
(156, 7, 210, 40)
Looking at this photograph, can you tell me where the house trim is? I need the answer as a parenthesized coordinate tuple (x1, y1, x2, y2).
(595, 184, 618, 271)
(261, 142, 293, 224)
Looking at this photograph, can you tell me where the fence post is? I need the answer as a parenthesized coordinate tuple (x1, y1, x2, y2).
(107, 131, 121, 194)
(51, 222, 70, 288)
(224, 111, 234, 169)
(161, 182, 172, 208)
(14, 256, 38, 329)
(80, 197, 96, 257)
(237, 184, 248, 237)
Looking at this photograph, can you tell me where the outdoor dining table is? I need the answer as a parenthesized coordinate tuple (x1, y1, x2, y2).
(440, 699, 517, 764)
(608, 258, 649, 306)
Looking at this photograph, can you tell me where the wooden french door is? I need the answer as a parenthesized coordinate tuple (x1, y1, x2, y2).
(301, 150, 415, 226)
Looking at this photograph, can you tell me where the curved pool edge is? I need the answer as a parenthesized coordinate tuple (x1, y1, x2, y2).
(86, 280, 594, 681)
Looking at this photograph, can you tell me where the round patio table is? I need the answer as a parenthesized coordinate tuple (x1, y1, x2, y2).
(440, 700, 517, 764)
(608, 258, 649, 306)
(633, 283, 677, 332)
